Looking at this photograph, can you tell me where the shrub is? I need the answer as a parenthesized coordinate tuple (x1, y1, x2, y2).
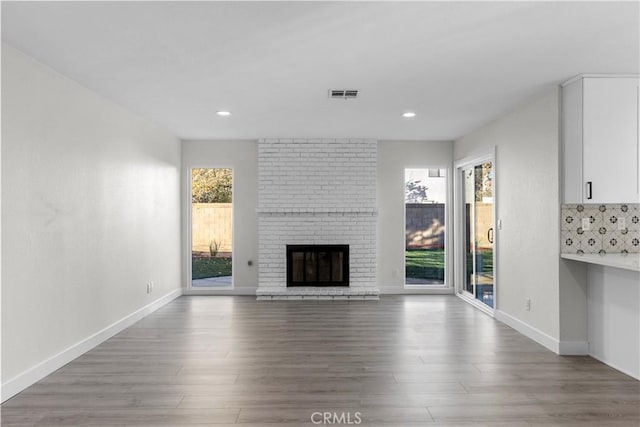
(209, 240, 221, 257)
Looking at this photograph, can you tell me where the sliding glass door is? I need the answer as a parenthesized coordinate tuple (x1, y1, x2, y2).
(457, 153, 495, 310)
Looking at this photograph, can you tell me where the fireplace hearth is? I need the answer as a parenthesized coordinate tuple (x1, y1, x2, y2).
(286, 245, 349, 287)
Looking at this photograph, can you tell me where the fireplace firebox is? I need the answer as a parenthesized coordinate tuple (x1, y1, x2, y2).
(286, 245, 349, 287)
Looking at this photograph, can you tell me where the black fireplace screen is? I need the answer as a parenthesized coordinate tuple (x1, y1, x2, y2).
(286, 245, 349, 287)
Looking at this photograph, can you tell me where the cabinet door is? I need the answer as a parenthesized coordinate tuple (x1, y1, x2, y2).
(562, 79, 584, 204)
(583, 78, 639, 204)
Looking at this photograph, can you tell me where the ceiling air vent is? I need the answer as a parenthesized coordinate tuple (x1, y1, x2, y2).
(329, 89, 359, 99)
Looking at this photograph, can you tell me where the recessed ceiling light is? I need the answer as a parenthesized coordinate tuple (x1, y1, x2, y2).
(402, 112, 416, 118)
(216, 111, 232, 117)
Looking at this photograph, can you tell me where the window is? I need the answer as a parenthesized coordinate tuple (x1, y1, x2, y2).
(191, 168, 233, 287)
(405, 168, 447, 285)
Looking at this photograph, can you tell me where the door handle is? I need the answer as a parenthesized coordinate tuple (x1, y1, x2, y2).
(487, 228, 494, 244)
(586, 181, 592, 200)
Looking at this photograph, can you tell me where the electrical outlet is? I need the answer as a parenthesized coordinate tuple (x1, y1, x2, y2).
(618, 217, 626, 230)
(581, 217, 590, 231)
(392, 269, 398, 278)
(150, 281, 154, 292)
(146, 282, 151, 294)
(525, 298, 531, 311)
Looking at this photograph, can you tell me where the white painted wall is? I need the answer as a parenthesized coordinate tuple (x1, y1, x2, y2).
(182, 139, 455, 296)
(181, 140, 258, 293)
(378, 140, 453, 294)
(587, 265, 640, 379)
(1, 45, 182, 398)
(454, 88, 587, 348)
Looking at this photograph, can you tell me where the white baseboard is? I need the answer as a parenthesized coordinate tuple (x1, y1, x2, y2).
(558, 340, 589, 356)
(379, 286, 454, 295)
(186, 286, 454, 296)
(182, 287, 257, 296)
(588, 353, 639, 380)
(494, 309, 560, 353)
(494, 309, 588, 356)
(1, 288, 182, 403)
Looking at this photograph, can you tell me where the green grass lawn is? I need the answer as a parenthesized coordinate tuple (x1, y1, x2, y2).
(406, 249, 493, 280)
(405, 249, 445, 280)
(467, 250, 493, 274)
(192, 257, 232, 279)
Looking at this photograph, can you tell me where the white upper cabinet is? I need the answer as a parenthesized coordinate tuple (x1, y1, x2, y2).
(562, 76, 640, 204)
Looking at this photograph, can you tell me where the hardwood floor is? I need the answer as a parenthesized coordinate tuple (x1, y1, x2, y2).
(2, 295, 639, 426)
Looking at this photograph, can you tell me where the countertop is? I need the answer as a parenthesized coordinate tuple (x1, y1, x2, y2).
(561, 253, 640, 272)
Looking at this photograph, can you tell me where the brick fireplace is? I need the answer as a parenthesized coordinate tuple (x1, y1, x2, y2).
(256, 138, 379, 300)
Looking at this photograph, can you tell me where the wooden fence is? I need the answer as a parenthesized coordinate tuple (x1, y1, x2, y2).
(192, 203, 232, 254)
(406, 203, 445, 249)
(405, 203, 492, 250)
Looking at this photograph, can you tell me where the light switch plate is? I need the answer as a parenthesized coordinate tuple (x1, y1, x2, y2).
(581, 217, 590, 231)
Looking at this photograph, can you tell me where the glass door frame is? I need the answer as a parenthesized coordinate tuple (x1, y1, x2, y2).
(454, 148, 497, 315)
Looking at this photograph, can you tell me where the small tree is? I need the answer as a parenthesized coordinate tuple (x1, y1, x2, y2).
(192, 168, 232, 203)
(474, 162, 492, 202)
(405, 179, 429, 203)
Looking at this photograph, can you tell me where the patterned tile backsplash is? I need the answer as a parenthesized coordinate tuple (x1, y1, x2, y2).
(561, 204, 639, 254)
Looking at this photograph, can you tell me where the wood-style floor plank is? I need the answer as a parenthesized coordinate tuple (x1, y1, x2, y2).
(2, 295, 639, 426)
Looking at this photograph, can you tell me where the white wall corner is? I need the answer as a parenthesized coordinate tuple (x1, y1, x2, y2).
(1, 289, 182, 403)
(494, 309, 560, 354)
(497, 309, 588, 355)
(558, 340, 589, 356)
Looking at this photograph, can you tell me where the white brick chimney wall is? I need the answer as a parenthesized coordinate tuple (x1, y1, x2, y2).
(256, 138, 379, 299)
